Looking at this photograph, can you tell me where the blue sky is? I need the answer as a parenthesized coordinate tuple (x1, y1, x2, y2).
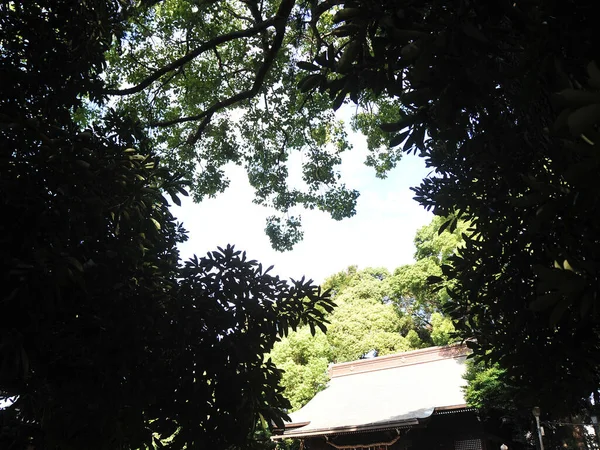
(175, 125, 433, 284)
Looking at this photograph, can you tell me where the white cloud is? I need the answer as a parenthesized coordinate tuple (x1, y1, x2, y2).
(174, 133, 433, 284)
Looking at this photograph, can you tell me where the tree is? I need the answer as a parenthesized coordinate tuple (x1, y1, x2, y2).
(269, 327, 333, 411)
(0, 1, 334, 448)
(387, 216, 469, 321)
(271, 218, 464, 410)
(271, 267, 415, 411)
(326, 268, 414, 361)
(462, 360, 534, 449)
(464, 359, 600, 450)
(147, 248, 334, 449)
(99, 0, 358, 250)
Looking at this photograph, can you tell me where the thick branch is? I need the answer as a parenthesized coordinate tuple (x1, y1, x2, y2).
(152, 0, 296, 145)
(245, 0, 269, 51)
(101, 19, 277, 96)
(185, 113, 213, 145)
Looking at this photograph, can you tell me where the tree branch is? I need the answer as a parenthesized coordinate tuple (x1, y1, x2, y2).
(185, 113, 213, 145)
(152, 0, 296, 145)
(308, 0, 345, 55)
(101, 18, 277, 96)
(222, 4, 254, 23)
(245, 0, 269, 51)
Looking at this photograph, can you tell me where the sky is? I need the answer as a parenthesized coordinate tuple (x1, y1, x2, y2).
(175, 125, 433, 284)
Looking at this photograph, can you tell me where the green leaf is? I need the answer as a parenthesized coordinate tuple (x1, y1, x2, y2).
(75, 159, 90, 169)
(66, 256, 84, 272)
(587, 60, 600, 89)
(427, 275, 444, 284)
(553, 89, 600, 108)
(169, 191, 181, 206)
(380, 116, 415, 132)
(530, 293, 562, 311)
(332, 24, 361, 37)
(333, 8, 362, 24)
(389, 130, 410, 147)
(332, 90, 346, 111)
(298, 74, 323, 93)
(438, 218, 452, 234)
(567, 104, 600, 136)
(403, 127, 423, 152)
(337, 40, 361, 72)
(297, 61, 321, 72)
(580, 292, 593, 318)
(549, 298, 571, 326)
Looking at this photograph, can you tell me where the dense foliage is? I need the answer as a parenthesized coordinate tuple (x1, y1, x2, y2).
(101, 0, 358, 250)
(101, 0, 600, 415)
(101, 0, 600, 416)
(0, 1, 334, 449)
(301, 0, 600, 416)
(270, 218, 461, 411)
(5, 0, 600, 443)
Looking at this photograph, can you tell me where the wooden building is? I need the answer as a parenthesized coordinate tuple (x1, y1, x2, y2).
(272, 344, 487, 450)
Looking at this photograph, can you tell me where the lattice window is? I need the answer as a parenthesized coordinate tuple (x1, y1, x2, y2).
(454, 438, 483, 450)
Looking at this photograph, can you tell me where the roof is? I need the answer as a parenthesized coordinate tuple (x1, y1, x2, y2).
(273, 344, 470, 439)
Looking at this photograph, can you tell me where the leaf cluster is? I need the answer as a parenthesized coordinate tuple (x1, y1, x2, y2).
(101, 0, 360, 250)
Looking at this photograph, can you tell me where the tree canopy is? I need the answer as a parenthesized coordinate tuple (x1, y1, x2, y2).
(99, 4, 600, 416)
(100, 0, 358, 250)
(4, 0, 600, 443)
(0, 1, 334, 448)
(100, 0, 600, 417)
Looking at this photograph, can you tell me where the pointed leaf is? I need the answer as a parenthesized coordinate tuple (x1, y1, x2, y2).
(389, 130, 410, 147)
(297, 61, 321, 72)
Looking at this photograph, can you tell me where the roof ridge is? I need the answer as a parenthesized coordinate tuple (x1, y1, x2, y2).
(328, 343, 468, 378)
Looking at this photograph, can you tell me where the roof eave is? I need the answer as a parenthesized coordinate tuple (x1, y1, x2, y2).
(272, 418, 420, 440)
(271, 404, 474, 440)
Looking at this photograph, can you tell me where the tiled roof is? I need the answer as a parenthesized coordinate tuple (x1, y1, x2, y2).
(274, 344, 469, 439)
